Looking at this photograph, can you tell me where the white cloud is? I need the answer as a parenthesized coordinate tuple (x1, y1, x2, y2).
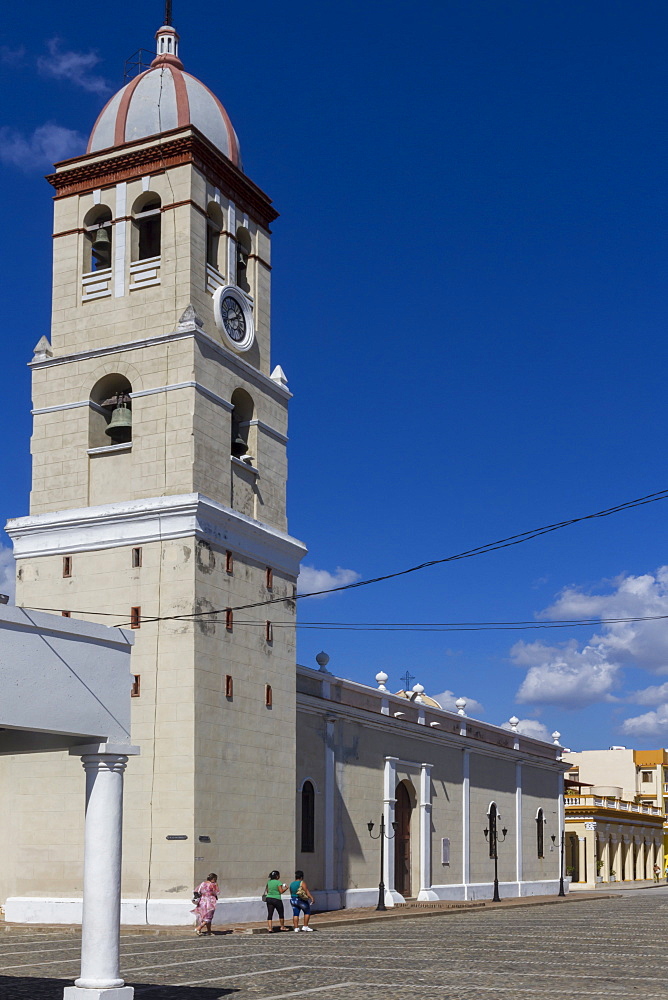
(0, 123, 84, 169)
(511, 639, 621, 709)
(500, 718, 551, 741)
(37, 38, 110, 95)
(627, 681, 668, 706)
(432, 689, 484, 715)
(511, 567, 668, 709)
(297, 565, 361, 598)
(0, 546, 15, 604)
(621, 705, 668, 740)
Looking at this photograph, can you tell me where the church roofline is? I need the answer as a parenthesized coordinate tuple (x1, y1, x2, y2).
(46, 126, 278, 230)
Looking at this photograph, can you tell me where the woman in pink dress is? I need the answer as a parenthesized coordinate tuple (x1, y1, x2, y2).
(192, 872, 219, 935)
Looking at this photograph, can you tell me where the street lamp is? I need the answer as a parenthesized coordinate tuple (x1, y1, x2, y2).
(557, 831, 566, 896)
(367, 816, 398, 911)
(483, 821, 508, 902)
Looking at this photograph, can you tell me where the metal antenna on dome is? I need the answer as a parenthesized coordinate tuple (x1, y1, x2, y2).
(164, 0, 173, 25)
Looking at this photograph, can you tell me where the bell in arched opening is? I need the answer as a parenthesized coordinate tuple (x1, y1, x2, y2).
(91, 226, 111, 270)
(105, 398, 132, 443)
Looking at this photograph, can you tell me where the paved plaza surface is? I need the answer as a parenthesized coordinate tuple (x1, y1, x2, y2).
(1, 888, 667, 1000)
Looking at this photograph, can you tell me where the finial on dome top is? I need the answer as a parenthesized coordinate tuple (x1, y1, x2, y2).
(152, 8, 182, 68)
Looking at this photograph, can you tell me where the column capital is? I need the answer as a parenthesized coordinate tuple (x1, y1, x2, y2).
(80, 754, 130, 775)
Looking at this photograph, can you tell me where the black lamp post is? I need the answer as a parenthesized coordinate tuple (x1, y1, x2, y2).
(558, 831, 566, 896)
(484, 822, 508, 902)
(367, 816, 398, 911)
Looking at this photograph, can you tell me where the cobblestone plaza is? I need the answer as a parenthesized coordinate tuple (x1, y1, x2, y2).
(1, 889, 667, 1000)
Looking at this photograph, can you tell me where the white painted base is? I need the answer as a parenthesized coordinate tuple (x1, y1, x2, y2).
(5, 880, 566, 925)
(64, 989, 133, 1000)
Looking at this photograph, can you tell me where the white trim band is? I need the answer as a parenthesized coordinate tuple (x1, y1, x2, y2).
(6, 493, 307, 578)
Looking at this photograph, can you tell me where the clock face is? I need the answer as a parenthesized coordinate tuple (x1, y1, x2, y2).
(213, 286, 254, 351)
(221, 295, 246, 342)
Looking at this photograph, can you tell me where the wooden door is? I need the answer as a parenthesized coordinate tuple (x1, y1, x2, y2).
(394, 782, 412, 897)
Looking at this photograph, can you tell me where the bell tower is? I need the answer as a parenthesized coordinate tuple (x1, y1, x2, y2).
(3, 15, 306, 922)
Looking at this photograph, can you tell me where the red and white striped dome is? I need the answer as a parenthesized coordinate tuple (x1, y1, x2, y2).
(87, 25, 241, 168)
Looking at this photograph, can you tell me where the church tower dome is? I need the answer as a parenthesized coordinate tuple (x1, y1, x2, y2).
(87, 21, 242, 167)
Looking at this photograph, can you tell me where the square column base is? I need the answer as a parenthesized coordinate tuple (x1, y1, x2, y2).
(64, 988, 133, 1000)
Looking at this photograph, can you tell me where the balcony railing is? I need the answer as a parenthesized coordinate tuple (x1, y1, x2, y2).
(565, 793, 662, 816)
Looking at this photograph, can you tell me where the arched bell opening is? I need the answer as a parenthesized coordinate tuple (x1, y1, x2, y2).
(89, 374, 133, 448)
(230, 387, 255, 462)
(132, 193, 162, 262)
(83, 206, 113, 274)
(235, 226, 252, 294)
(206, 202, 225, 274)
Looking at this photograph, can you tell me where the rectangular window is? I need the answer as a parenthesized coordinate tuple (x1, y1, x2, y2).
(265, 566, 273, 590)
(130, 606, 141, 629)
(642, 771, 653, 782)
(131, 675, 141, 697)
(265, 621, 273, 643)
(265, 684, 273, 708)
(61, 610, 71, 618)
(441, 837, 451, 866)
(62, 556, 72, 578)
(225, 550, 234, 574)
(225, 608, 233, 632)
(225, 675, 233, 699)
(132, 547, 142, 568)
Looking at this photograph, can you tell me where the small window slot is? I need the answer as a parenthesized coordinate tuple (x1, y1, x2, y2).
(63, 556, 72, 578)
(130, 606, 141, 629)
(131, 675, 141, 697)
(132, 547, 142, 568)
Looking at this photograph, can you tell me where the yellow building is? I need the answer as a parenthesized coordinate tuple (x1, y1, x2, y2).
(563, 747, 667, 887)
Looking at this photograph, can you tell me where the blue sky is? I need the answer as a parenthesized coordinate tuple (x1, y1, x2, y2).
(2, 1, 668, 749)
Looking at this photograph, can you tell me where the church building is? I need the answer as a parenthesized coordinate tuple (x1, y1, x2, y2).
(2, 15, 567, 924)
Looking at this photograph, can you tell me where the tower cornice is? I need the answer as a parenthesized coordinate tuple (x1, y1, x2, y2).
(46, 127, 278, 230)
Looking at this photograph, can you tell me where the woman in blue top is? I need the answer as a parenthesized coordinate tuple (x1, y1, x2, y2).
(290, 869, 314, 931)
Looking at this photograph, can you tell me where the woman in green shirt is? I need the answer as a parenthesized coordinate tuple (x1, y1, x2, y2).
(264, 870, 288, 932)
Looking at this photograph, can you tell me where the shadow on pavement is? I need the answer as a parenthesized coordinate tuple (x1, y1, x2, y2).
(0, 978, 240, 999)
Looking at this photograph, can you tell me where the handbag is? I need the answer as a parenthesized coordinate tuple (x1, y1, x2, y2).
(192, 890, 201, 904)
(261, 884, 269, 903)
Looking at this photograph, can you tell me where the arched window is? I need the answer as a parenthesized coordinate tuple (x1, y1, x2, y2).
(84, 206, 113, 273)
(132, 193, 161, 261)
(236, 225, 252, 293)
(301, 780, 315, 853)
(206, 202, 224, 273)
(536, 808, 544, 859)
(89, 374, 133, 448)
(487, 802, 498, 859)
(230, 387, 254, 460)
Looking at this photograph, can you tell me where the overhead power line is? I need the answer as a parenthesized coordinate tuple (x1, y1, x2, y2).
(113, 487, 668, 627)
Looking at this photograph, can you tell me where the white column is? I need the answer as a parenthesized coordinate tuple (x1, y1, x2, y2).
(228, 200, 237, 282)
(577, 836, 587, 883)
(515, 763, 523, 886)
(418, 763, 433, 895)
(462, 750, 470, 898)
(383, 757, 398, 895)
(324, 716, 336, 891)
(114, 182, 127, 298)
(64, 744, 138, 1000)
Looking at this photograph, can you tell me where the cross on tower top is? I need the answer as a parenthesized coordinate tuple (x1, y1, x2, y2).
(164, 0, 173, 25)
(400, 670, 415, 691)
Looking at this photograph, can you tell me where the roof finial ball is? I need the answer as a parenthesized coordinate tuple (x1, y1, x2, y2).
(455, 697, 467, 717)
(509, 716, 519, 733)
(552, 731, 561, 746)
(375, 671, 388, 692)
(315, 651, 331, 674)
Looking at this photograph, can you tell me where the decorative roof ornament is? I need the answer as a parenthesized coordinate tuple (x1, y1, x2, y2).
(177, 303, 204, 331)
(32, 336, 53, 362)
(552, 731, 561, 746)
(455, 697, 467, 717)
(164, 0, 173, 25)
(508, 716, 519, 733)
(412, 682, 425, 704)
(315, 651, 331, 674)
(375, 671, 388, 692)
